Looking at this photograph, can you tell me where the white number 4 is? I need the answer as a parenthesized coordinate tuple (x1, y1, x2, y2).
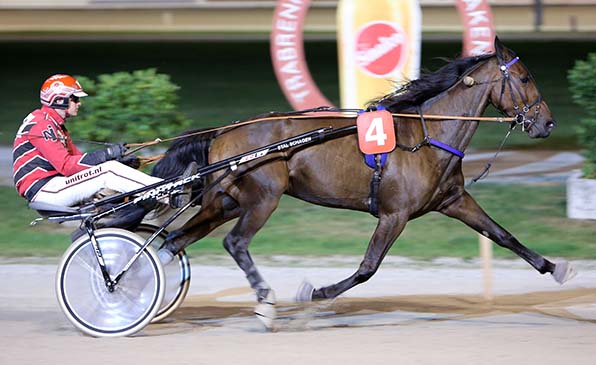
(365, 117, 388, 146)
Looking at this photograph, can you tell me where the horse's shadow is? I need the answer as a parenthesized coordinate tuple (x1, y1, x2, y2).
(138, 288, 596, 337)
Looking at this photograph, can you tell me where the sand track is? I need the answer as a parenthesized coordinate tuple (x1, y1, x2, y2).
(1, 262, 595, 365)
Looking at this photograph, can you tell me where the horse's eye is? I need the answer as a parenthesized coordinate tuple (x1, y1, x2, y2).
(520, 76, 530, 84)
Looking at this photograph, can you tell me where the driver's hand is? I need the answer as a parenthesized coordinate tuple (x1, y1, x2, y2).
(117, 155, 141, 169)
(105, 143, 127, 160)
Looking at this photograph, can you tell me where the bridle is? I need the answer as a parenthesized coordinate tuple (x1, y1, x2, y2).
(464, 54, 545, 187)
(494, 55, 544, 132)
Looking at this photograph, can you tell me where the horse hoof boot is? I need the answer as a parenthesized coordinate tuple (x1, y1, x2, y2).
(295, 281, 315, 302)
(254, 290, 276, 330)
(552, 261, 577, 284)
(157, 248, 174, 266)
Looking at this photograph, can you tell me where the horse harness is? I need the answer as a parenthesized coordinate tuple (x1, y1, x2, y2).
(120, 55, 534, 218)
(364, 55, 543, 217)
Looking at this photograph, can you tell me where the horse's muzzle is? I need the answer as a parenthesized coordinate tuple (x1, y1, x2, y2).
(528, 119, 556, 138)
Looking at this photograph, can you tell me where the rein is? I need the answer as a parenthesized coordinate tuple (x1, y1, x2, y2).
(130, 55, 535, 174)
(127, 108, 516, 157)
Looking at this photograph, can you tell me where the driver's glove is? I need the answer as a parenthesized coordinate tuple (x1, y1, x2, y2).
(80, 143, 128, 165)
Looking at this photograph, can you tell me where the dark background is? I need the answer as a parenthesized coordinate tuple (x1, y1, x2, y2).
(1, 39, 594, 147)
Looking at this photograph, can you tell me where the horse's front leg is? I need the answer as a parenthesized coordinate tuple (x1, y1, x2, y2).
(297, 212, 408, 301)
(439, 191, 576, 284)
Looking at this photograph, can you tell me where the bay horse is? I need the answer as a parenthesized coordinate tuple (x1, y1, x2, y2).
(149, 37, 575, 327)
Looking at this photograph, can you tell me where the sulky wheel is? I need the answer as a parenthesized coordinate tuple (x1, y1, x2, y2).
(56, 228, 165, 337)
(135, 223, 191, 323)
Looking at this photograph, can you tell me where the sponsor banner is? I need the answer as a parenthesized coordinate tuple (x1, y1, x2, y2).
(337, 0, 422, 109)
(270, 0, 495, 110)
(455, 0, 496, 56)
(270, 0, 332, 110)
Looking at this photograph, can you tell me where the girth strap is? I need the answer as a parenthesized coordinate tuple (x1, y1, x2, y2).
(366, 153, 384, 218)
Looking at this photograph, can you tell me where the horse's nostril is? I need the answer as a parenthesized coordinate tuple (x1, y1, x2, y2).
(546, 120, 556, 130)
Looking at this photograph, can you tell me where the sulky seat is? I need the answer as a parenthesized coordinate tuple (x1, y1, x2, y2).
(28, 201, 83, 218)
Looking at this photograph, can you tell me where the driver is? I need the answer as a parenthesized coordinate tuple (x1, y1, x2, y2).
(12, 74, 194, 221)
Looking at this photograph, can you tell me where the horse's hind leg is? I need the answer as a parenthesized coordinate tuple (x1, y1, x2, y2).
(298, 212, 408, 301)
(439, 191, 576, 284)
(221, 196, 284, 328)
(223, 199, 280, 300)
(163, 191, 280, 300)
(160, 192, 240, 257)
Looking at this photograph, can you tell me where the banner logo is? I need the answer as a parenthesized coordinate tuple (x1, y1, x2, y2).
(355, 21, 407, 77)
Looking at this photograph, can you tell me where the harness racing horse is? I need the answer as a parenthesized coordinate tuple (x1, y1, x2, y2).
(149, 37, 575, 327)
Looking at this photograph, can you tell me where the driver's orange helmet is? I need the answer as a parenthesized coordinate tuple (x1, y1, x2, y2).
(40, 74, 88, 109)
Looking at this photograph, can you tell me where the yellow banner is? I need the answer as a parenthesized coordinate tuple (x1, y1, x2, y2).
(337, 0, 422, 108)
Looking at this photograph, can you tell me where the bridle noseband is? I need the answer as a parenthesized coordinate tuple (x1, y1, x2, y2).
(495, 56, 543, 132)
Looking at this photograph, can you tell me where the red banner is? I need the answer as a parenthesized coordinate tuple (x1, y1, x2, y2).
(455, 0, 496, 56)
(270, 0, 332, 110)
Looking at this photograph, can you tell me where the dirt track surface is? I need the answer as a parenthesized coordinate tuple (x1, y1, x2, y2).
(0, 145, 590, 363)
(1, 258, 595, 365)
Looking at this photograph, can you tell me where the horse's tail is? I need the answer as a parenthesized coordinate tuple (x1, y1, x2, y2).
(151, 128, 217, 185)
(145, 129, 217, 217)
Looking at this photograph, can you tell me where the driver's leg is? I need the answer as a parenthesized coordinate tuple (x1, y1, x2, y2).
(32, 161, 162, 207)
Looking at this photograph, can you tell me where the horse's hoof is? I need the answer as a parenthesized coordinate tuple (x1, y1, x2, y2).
(254, 290, 276, 330)
(296, 281, 315, 302)
(552, 260, 577, 284)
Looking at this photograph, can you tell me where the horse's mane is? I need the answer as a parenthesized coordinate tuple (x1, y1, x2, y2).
(370, 53, 495, 112)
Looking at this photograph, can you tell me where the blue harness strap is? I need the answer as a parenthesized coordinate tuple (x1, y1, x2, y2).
(428, 138, 465, 158)
(358, 104, 465, 218)
(364, 153, 388, 169)
(365, 153, 385, 218)
(364, 140, 463, 168)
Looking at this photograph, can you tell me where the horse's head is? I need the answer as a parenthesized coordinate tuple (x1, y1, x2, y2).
(487, 37, 556, 138)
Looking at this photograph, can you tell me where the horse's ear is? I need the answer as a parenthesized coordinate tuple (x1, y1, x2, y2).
(494, 36, 504, 57)
(494, 36, 514, 60)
